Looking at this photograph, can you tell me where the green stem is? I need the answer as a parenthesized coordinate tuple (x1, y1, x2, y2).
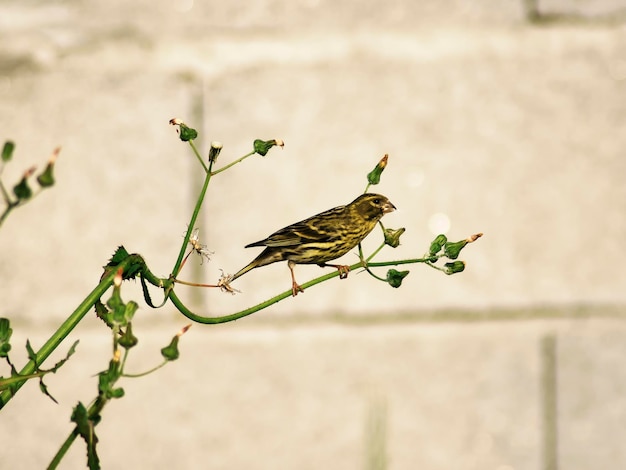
(366, 257, 431, 268)
(362, 266, 387, 282)
(365, 242, 386, 263)
(0, 188, 46, 229)
(169, 255, 432, 324)
(170, 149, 215, 279)
(123, 360, 167, 378)
(0, 178, 12, 205)
(210, 150, 255, 175)
(48, 393, 109, 469)
(0, 261, 123, 409)
(0, 193, 18, 228)
(0, 206, 12, 227)
(188, 140, 208, 174)
(0, 371, 47, 390)
(48, 430, 79, 470)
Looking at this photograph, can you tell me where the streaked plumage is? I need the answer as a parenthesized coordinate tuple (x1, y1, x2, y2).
(230, 193, 396, 296)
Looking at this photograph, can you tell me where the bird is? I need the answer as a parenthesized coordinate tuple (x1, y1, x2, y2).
(229, 193, 396, 296)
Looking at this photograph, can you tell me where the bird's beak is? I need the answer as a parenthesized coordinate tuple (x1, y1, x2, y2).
(382, 200, 396, 214)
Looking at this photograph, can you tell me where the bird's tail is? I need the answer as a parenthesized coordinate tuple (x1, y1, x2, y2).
(229, 260, 258, 282)
(229, 247, 284, 282)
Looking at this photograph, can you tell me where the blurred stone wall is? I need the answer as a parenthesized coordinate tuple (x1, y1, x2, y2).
(1, 1, 625, 469)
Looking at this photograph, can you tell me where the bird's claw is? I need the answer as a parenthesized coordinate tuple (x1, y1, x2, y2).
(291, 282, 304, 297)
(320, 263, 351, 279)
(337, 265, 350, 279)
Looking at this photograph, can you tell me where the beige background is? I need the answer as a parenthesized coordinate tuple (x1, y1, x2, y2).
(1, 1, 625, 469)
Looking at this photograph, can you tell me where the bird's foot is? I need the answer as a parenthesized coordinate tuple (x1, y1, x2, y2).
(320, 263, 351, 279)
(291, 281, 304, 297)
(336, 265, 350, 279)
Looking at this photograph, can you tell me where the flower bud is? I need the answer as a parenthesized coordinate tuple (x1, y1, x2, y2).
(386, 269, 409, 288)
(208, 141, 223, 163)
(443, 240, 467, 260)
(161, 335, 181, 361)
(37, 147, 60, 188)
(13, 167, 35, 201)
(119, 322, 138, 349)
(367, 154, 388, 185)
(444, 233, 483, 260)
(108, 387, 125, 399)
(179, 123, 198, 141)
(444, 261, 465, 275)
(2, 141, 15, 162)
(169, 118, 198, 141)
(383, 227, 406, 248)
(253, 139, 284, 156)
(428, 234, 447, 256)
(161, 325, 190, 361)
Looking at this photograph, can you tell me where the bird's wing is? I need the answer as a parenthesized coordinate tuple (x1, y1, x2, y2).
(246, 206, 345, 248)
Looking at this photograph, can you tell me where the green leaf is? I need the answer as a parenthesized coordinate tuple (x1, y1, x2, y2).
(25, 339, 37, 364)
(34, 340, 78, 403)
(71, 402, 101, 470)
(48, 340, 79, 373)
(71, 402, 90, 438)
(38, 377, 58, 404)
(94, 300, 113, 328)
(1, 141, 15, 162)
(106, 246, 129, 267)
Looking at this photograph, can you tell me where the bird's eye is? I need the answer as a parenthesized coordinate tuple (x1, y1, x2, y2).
(373, 198, 380, 204)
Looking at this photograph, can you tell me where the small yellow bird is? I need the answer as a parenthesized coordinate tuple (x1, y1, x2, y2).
(230, 193, 396, 296)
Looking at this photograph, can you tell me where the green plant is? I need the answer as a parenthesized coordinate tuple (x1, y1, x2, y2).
(0, 142, 59, 228)
(0, 120, 482, 469)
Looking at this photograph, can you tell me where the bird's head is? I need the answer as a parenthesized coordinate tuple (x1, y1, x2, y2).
(351, 193, 396, 220)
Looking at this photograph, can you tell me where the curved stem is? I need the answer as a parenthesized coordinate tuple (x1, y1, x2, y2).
(123, 360, 167, 378)
(169, 255, 432, 324)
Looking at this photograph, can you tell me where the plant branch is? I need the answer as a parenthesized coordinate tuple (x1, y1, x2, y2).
(170, 149, 214, 279)
(188, 140, 208, 174)
(48, 430, 79, 470)
(169, 255, 433, 324)
(0, 258, 131, 409)
(210, 150, 255, 175)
